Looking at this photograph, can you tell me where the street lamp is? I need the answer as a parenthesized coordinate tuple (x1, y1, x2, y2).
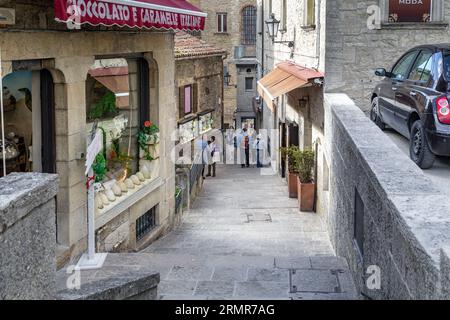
(224, 72, 231, 86)
(265, 13, 294, 48)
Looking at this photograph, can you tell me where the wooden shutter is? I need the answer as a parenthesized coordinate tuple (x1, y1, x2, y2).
(193, 83, 198, 113)
(179, 86, 185, 119)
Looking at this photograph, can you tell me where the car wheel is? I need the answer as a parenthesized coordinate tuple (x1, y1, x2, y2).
(409, 121, 435, 169)
(370, 97, 385, 130)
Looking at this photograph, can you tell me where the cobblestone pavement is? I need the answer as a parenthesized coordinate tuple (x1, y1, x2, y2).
(142, 165, 358, 300)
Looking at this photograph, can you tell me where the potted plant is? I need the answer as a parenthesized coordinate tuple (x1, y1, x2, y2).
(280, 146, 300, 198)
(295, 149, 315, 212)
(137, 120, 160, 161)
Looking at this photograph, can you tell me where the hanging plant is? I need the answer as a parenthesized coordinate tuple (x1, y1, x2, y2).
(88, 91, 118, 121)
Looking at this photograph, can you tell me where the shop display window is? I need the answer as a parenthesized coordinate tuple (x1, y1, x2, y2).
(1, 71, 33, 174)
(86, 58, 159, 217)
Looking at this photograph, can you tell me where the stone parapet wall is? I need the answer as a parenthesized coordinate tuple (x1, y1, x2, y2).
(324, 93, 450, 299)
(0, 173, 59, 300)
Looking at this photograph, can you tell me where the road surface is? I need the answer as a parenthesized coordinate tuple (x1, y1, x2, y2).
(385, 129, 450, 195)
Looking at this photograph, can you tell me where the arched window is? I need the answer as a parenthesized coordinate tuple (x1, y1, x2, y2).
(241, 6, 256, 45)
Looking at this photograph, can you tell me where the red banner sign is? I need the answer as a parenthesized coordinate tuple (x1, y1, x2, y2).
(389, 0, 432, 23)
(54, 0, 206, 31)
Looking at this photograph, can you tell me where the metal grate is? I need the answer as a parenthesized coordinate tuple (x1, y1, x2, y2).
(136, 206, 157, 242)
(241, 6, 257, 45)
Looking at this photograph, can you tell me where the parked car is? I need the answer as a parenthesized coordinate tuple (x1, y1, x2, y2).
(371, 44, 450, 169)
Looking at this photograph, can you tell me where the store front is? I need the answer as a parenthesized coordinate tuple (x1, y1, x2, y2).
(0, 0, 206, 266)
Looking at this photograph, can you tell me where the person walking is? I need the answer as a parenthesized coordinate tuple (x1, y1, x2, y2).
(253, 134, 265, 168)
(237, 128, 251, 168)
(207, 136, 220, 177)
(201, 136, 211, 179)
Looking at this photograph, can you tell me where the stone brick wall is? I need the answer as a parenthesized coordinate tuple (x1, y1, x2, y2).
(190, 0, 257, 127)
(176, 55, 224, 127)
(324, 0, 450, 112)
(324, 93, 450, 299)
(0, 173, 59, 300)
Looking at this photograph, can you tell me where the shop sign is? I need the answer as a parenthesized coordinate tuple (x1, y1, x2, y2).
(0, 8, 15, 26)
(389, 0, 432, 23)
(54, 0, 206, 31)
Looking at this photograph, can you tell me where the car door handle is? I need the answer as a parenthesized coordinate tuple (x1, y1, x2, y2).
(410, 91, 417, 97)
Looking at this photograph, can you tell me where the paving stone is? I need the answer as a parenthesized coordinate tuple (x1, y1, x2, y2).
(139, 165, 357, 300)
(247, 268, 290, 282)
(158, 280, 197, 295)
(234, 281, 290, 298)
(194, 281, 235, 296)
(167, 265, 214, 281)
(211, 267, 248, 282)
(290, 269, 340, 293)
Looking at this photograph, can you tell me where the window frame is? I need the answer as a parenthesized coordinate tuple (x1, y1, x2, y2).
(241, 5, 257, 45)
(390, 50, 420, 81)
(407, 49, 434, 83)
(245, 77, 254, 91)
(216, 12, 228, 33)
(302, 0, 316, 28)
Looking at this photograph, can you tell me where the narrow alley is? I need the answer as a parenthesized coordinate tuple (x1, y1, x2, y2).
(142, 165, 357, 300)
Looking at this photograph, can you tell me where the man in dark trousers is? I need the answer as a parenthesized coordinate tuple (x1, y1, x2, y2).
(238, 128, 250, 168)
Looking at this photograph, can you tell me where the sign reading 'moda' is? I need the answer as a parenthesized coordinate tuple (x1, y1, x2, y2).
(389, 0, 432, 23)
(54, 0, 206, 31)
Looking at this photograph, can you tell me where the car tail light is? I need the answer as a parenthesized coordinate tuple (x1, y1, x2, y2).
(436, 96, 450, 124)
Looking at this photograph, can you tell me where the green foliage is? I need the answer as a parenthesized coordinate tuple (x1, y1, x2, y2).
(93, 153, 107, 182)
(280, 146, 301, 174)
(137, 121, 160, 161)
(295, 149, 315, 184)
(88, 91, 117, 120)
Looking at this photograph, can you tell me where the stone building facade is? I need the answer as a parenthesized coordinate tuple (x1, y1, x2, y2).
(325, 0, 450, 112)
(190, 0, 258, 129)
(0, 0, 205, 267)
(256, 0, 450, 299)
(173, 31, 226, 220)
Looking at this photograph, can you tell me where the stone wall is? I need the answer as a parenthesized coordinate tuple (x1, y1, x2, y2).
(0, 173, 58, 300)
(176, 55, 224, 127)
(190, 0, 257, 127)
(324, 93, 450, 299)
(324, 0, 450, 112)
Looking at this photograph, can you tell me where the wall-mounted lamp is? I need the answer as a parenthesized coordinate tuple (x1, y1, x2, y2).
(224, 72, 232, 86)
(265, 13, 295, 48)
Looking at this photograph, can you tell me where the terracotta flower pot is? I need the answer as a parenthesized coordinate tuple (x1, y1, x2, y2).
(297, 177, 315, 212)
(288, 172, 298, 198)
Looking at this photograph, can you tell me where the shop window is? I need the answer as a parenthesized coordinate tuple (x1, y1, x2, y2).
(388, 0, 431, 23)
(303, 0, 316, 27)
(86, 58, 157, 217)
(217, 13, 228, 33)
(199, 111, 214, 134)
(381, 0, 444, 23)
(179, 84, 198, 118)
(1, 69, 55, 176)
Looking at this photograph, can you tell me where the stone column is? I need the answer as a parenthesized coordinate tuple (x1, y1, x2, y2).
(52, 56, 94, 262)
(0, 173, 59, 300)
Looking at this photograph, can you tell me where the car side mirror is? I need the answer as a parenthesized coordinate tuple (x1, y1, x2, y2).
(375, 68, 388, 77)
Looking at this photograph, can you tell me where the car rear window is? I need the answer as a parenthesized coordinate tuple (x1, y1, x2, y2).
(443, 50, 450, 80)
